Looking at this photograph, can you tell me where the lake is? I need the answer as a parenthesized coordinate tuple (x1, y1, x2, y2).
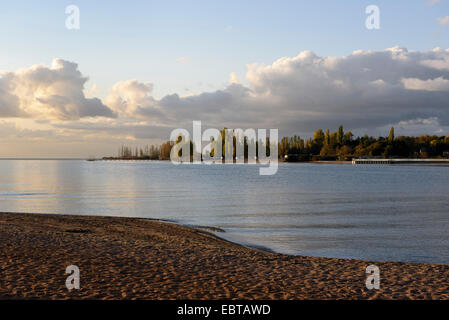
(0, 159, 448, 264)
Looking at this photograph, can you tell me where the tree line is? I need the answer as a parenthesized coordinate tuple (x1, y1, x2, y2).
(280, 126, 449, 161)
(105, 126, 449, 161)
(104, 142, 173, 160)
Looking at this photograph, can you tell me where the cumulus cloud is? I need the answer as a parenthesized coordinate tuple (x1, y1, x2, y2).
(128, 46, 449, 135)
(0, 59, 116, 120)
(228, 72, 242, 84)
(401, 77, 449, 91)
(0, 81, 22, 117)
(437, 16, 449, 26)
(3, 47, 449, 150)
(106, 80, 157, 116)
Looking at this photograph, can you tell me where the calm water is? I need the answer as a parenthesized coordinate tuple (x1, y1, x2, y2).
(1, 160, 448, 264)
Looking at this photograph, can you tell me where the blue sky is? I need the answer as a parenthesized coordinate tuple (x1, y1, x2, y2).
(1, 0, 448, 98)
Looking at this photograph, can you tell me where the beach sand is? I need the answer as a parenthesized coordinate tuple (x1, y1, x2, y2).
(0, 212, 448, 300)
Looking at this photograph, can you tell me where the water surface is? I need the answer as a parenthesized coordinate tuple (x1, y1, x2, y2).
(0, 160, 448, 264)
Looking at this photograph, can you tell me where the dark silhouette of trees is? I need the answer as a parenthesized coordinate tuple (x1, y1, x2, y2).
(281, 126, 449, 161)
(107, 126, 449, 162)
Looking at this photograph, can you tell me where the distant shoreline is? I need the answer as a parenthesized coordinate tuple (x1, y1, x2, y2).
(1, 212, 448, 299)
(1, 158, 448, 167)
(0, 158, 84, 160)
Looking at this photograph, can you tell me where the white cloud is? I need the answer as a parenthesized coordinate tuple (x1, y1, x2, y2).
(2, 47, 449, 152)
(0, 59, 115, 120)
(428, 0, 442, 6)
(145, 46, 449, 134)
(106, 80, 155, 115)
(74, 46, 449, 139)
(176, 57, 191, 64)
(401, 77, 449, 91)
(0, 82, 22, 117)
(84, 83, 99, 98)
(420, 48, 449, 70)
(228, 72, 242, 84)
(437, 16, 449, 26)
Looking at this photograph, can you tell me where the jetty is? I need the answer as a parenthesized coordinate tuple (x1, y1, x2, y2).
(352, 158, 449, 165)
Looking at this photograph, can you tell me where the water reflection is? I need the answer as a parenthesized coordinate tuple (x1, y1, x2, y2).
(0, 160, 448, 264)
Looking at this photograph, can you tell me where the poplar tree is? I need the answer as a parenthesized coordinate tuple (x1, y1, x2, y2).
(388, 127, 395, 143)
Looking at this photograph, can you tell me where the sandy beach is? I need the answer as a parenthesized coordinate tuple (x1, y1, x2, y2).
(0, 212, 448, 300)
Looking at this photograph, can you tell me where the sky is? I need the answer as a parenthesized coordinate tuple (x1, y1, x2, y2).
(0, 0, 449, 157)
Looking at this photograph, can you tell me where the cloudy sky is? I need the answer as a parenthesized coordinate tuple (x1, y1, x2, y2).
(1, 0, 449, 157)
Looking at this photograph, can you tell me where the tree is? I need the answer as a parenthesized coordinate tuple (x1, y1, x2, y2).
(313, 129, 325, 145)
(337, 125, 344, 145)
(159, 141, 172, 160)
(382, 145, 393, 158)
(367, 142, 385, 156)
(343, 131, 353, 144)
(112, 126, 449, 162)
(329, 132, 338, 146)
(149, 145, 160, 160)
(320, 144, 336, 157)
(325, 129, 330, 145)
(312, 129, 325, 154)
(337, 145, 353, 160)
(279, 137, 289, 158)
(388, 127, 395, 143)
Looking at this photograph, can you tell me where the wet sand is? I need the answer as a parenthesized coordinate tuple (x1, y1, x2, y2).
(0, 212, 448, 300)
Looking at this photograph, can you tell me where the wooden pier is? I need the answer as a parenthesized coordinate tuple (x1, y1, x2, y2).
(352, 158, 449, 165)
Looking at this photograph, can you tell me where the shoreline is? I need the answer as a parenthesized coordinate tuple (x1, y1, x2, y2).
(1, 212, 449, 299)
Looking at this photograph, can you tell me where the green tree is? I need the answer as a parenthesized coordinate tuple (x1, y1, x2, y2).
(325, 129, 330, 145)
(382, 145, 393, 158)
(320, 144, 336, 157)
(312, 129, 325, 153)
(337, 125, 344, 145)
(313, 129, 325, 144)
(337, 145, 353, 160)
(388, 127, 395, 143)
(343, 131, 353, 144)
